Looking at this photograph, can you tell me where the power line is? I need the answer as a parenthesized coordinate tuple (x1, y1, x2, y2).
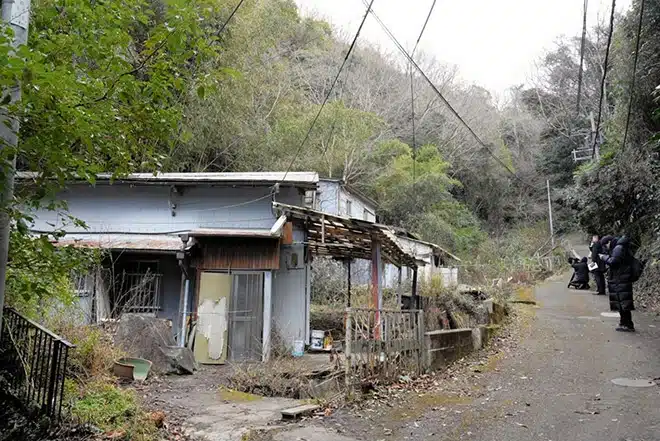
(592, 0, 617, 158)
(576, 0, 588, 116)
(217, 0, 248, 35)
(361, 0, 542, 192)
(281, 0, 376, 183)
(621, 0, 645, 152)
(410, 0, 438, 182)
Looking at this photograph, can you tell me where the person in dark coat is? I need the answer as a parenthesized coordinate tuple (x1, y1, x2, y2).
(568, 257, 590, 290)
(600, 236, 635, 332)
(590, 235, 607, 295)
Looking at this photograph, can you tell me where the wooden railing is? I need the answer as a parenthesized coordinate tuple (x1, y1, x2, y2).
(344, 307, 424, 394)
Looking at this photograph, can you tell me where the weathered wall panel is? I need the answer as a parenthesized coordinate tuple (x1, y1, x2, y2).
(195, 238, 280, 270)
(272, 244, 308, 348)
(28, 184, 304, 234)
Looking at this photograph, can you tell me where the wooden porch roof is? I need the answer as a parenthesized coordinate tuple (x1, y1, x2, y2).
(272, 202, 417, 268)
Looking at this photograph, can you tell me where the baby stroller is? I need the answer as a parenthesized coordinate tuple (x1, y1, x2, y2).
(568, 257, 591, 290)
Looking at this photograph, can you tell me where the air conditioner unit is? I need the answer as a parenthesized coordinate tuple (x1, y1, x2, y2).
(285, 245, 305, 269)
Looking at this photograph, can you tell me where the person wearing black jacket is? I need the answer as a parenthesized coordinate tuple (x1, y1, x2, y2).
(568, 257, 590, 290)
(589, 235, 607, 295)
(600, 236, 635, 332)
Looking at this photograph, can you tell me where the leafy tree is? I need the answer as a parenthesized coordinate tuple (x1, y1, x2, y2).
(1, 0, 233, 308)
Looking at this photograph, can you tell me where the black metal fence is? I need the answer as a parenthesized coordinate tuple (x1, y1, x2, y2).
(0, 307, 75, 421)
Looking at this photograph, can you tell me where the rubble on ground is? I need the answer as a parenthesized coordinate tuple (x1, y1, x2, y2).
(115, 314, 196, 375)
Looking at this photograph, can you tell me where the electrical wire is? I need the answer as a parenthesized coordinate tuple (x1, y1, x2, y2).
(280, 0, 377, 183)
(361, 0, 543, 192)
(621, 0, 646, 152)
(217, 0, 248, 35)
(409, 0, 438, 182)
(592, 0, 617, 158)
(576, 0, 589, 115)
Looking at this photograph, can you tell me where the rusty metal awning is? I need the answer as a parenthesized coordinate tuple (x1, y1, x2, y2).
(49, 233, 188, 253)
(273, 202, 417, 268)
(185, 228, 281, 239)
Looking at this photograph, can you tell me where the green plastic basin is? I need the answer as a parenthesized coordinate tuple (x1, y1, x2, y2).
(114, 357, 153, 381)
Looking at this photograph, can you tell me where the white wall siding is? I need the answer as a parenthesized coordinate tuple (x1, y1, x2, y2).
(28, 184, 303, 233)
(272, 244, 309, 349)
(316, 180, 340, 215)
(316, 180, 376, 221)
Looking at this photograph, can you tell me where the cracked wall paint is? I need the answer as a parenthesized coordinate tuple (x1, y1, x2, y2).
(198, 297, 228, 360)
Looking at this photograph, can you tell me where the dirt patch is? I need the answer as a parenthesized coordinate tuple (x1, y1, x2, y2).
(291, 305, 531, 441)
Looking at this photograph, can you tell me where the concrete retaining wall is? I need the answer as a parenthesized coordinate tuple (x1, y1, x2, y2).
(424, 325, 500, 370)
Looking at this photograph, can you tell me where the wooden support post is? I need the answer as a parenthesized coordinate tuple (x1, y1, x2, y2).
(344, 308, 352, 396)
(346, 259, 352, 307)
(397, 266, 403, 308)
(321, 214, 325, 244)
(371, 235, 382, 340)
(412, 267, 419, 309)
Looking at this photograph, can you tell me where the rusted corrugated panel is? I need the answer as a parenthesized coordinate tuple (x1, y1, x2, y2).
(281, 222, 294, 245)
(195, 238, 280, 270)
(50, 233, 183, 252)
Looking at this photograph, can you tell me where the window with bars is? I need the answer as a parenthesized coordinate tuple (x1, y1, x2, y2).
(72, 273, 93, 297)
(112, 260, 162, 316)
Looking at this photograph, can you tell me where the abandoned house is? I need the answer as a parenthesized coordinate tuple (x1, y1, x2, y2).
(20, 172, 320, 363)
(19, 171, 456, 364)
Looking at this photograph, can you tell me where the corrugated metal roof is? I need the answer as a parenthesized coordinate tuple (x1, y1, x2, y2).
(185, 228, 281, 239)
(16, 171, 319, 187)
(386, 230, 462, 262)
(52, 234, 186, 252)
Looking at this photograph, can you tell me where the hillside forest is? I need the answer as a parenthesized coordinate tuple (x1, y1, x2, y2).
(0, 0, 658, 308)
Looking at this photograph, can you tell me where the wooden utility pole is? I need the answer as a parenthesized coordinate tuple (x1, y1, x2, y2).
(546, 179, 554, 248)
(0, 0, 31, 337)
(589, 111, 601, 159)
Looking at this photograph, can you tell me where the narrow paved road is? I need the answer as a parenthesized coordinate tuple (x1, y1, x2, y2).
(411, 272, 660, 441)
(278, 263, 660, 441)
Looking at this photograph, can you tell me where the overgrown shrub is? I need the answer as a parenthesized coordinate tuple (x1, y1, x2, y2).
(58, 325, 124, 381)
(68, 381, 156, 440)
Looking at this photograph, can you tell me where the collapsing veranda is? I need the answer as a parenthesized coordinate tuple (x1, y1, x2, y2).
(274, 203, 426, 389)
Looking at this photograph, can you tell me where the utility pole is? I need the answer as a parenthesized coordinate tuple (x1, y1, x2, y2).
(589, 111, 600, 159)
(0, 0, 32, 337)
(546, 179, 554, 248)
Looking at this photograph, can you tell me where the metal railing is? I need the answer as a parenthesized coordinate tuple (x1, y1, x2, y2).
(0, 308, 75, 421)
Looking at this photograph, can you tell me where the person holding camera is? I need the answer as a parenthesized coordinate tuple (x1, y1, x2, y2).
(589, 235, 607, 295)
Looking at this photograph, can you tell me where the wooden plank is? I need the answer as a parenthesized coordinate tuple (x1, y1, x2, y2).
(281, 404, 321, 420)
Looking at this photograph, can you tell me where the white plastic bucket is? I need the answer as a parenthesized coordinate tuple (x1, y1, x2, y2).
(310, 330, 324, 350)
(292, 340, 304, 357)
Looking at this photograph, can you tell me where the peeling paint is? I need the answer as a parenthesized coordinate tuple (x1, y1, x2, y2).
(198, 297, 228, 360)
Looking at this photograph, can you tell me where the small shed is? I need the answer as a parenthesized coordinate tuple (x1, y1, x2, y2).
(273, 202, 418, 310)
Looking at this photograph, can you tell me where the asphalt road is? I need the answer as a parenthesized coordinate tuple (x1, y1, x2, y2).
(269, 242, 660, 441)
(290, 274, 660, 441)
(396, 270, 660, 441)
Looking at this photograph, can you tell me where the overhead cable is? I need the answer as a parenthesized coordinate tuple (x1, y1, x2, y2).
(576, 0, 589, 115)
(592, 0, 617, 158)
(410, 0, 438, 182)
(621, 0, 646, 151)
(361, 0, 542, 192)
(280, 0, 377, 183)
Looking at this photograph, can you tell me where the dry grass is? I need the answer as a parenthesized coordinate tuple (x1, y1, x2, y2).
(54, 323, 124, 381)
(226, 357, 313, 399)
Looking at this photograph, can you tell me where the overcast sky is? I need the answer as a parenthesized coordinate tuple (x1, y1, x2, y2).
(294, 0, 633, 95)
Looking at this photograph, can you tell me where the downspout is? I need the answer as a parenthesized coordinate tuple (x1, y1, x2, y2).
(179, 278, 190, 348)
(177, 234, 190, 348)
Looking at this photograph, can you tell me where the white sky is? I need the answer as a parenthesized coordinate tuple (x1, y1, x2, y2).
(294, 0, 632, 95)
